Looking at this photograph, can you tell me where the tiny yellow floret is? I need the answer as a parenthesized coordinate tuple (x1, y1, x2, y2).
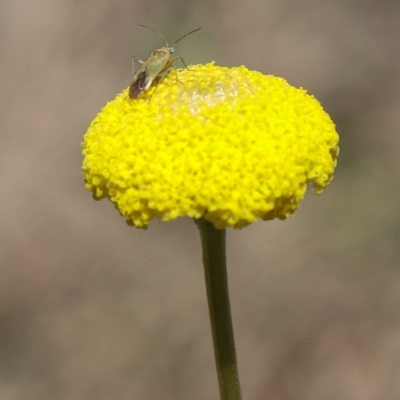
(82, 63, 339, 229)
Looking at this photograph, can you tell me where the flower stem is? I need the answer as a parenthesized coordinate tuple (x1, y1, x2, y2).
(195, 218, 242, 400)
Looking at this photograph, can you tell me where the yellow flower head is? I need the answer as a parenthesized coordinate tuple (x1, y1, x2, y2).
(82, 63, 339, 229)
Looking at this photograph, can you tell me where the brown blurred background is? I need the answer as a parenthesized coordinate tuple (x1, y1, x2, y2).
(1, 1, 400, 399)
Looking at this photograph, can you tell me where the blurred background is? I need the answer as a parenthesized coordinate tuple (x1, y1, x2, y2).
(1, 0, 400, 399)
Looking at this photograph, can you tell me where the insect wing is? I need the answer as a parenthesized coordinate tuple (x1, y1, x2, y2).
(129, 50, 170, 99)
(139, 49, 171, 82)
(129, 70, 150, 99)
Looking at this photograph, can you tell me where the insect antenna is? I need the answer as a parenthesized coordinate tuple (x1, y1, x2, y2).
(172, 27, 201, 47)
(139, 24, 169, 47)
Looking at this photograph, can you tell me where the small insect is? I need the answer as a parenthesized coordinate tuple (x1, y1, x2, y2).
(129, 25, 201, 99)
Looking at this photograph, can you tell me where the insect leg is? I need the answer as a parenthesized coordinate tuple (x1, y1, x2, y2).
(147, 68, 172, 102)
(145, 56, 192, 102)
(132, 56, 144, 75)
(168, 56, 189, 69)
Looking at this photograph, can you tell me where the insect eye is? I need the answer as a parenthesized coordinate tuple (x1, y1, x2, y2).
(169, 47, 174, 53)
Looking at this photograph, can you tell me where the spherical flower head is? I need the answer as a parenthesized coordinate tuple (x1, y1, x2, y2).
(82, 63, 339, 229)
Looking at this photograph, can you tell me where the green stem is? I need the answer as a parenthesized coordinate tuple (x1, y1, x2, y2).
(195, 218, 242, 400)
